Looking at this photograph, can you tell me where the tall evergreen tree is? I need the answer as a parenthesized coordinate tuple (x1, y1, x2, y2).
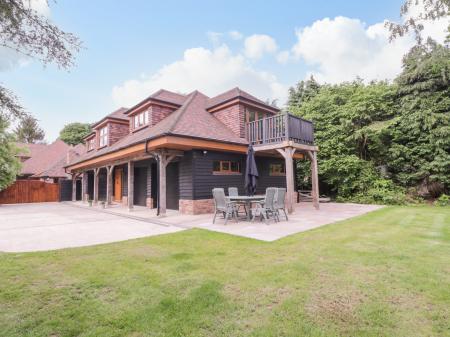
(287, 76, 320, 109)
(14, 115, 45, 144)
(388, 40, 450, 195)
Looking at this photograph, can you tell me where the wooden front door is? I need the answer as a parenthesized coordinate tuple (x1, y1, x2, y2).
(114, 168, 123, 201)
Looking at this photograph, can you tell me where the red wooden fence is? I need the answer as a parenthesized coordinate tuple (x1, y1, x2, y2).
(0, 180, 60, 204)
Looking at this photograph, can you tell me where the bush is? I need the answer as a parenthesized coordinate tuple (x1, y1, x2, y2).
(435, 194, 450, 207)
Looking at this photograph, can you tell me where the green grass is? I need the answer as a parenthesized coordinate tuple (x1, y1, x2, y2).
(0, 206, 449, 337)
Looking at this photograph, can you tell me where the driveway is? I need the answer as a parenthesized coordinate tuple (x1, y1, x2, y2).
(0, 203, 184, 252)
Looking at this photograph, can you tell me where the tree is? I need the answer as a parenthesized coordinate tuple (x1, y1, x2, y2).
(0, 0, 80, 190)
(287, 76, 320, 109)
(14, 115, 45, 143)
(387, 40, 450, 196)
(0, 119, 21, 191)
(386, 0, 450, 43)
(59, 122, 91, 145)
(0, 0, 81, 121)
(290, 80, 403, 204)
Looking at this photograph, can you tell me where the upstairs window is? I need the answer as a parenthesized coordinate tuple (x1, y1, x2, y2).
(213, 160, 241, 175)
(99, 126, 108, 147)
(133, 111, 149, 129)
(269, 163, 285, 176)
(87, 138, 95, 151)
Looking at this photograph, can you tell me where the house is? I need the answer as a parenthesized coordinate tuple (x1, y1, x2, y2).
(17, 140, 84, 183)
(65, 88, 319, 215)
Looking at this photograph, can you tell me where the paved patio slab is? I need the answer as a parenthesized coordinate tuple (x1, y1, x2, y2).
(0, 203, 184, 252)
(70, 201, 383, 241)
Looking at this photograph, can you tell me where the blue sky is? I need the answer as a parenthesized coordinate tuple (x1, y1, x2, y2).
(1, 0, 448, 141)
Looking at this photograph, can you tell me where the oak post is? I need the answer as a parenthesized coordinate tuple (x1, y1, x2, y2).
(127, 161, 134, 210)
(276, 147, 296, 214)
(93, 168, 99, 205)
(106, 165, 114, 206)
(71, 174, 77, 202)
(81, 172, 87, 202)
(309, 151, 319, 210)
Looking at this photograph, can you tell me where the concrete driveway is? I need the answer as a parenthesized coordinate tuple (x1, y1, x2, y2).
(0, 203, 184, 252)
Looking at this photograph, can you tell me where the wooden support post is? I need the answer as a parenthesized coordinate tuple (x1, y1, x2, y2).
(106, 165, 114, 206)
(276, 147, 296, 214)
(71, 174, 77, 202)
(93, 168, 99, 205)
(152, 150, 181, 216)
(308, 151, 320, 210)
(81, 172, 87, 202)
(127, 161, 134, 210)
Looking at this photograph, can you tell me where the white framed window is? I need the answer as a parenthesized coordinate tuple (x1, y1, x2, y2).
(99, 126, 108, 147)
(87, 138, 95, 151)
(133, 111, 148, 129)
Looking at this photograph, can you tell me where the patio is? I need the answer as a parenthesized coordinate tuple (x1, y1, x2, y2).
(68, 201, 383, 242)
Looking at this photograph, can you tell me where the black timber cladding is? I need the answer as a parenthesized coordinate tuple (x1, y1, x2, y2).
(180, 150, 286, 200)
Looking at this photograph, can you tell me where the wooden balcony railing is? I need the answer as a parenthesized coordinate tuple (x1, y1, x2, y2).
(246, 113, 314, 146)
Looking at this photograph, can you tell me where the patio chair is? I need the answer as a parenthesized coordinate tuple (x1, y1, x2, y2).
(274, 188, 288, 221)
(252, 187, 277, 224)
(212, 188, 238, 225)
(228, 187, 247, 217)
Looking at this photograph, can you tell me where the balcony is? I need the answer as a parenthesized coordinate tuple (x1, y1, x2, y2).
(246, 113, 314, 147)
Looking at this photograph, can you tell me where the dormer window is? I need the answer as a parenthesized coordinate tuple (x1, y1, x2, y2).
(99, 126, 108, 147)
(133, 111, 148, 129)
(87, 138, 95, 151)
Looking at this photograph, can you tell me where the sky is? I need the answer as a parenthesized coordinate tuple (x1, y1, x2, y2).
(1, 0, 449, 142)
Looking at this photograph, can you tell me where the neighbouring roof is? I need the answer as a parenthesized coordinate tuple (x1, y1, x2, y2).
(32, 144, 85, 178)
(67, 88, 277, 167)
(15, 142, 47, 159)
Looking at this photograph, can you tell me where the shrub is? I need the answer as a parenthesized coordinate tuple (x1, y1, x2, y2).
(435, 194, 450, 207)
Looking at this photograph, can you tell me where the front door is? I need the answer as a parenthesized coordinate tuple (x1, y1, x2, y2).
(114, 168, 123, 201)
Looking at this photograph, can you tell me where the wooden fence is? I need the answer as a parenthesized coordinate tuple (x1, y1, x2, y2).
(0, 180, 60, 204)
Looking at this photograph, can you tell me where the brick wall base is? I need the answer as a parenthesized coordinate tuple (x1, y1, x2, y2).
(122, 196, 128, 206)
(179, 199, 214, 215)
(146, 197, 154, 208)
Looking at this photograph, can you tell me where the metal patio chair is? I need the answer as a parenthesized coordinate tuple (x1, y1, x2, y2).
(212, 188, 237, 225)
(228, 187, 247, 217)
(252, 187, 277, 224)
(274, 188, 288, 221)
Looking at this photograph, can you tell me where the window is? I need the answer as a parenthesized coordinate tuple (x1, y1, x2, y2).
(99, 126, 108, 147)
(133, 111, 149, 129)
(87, 138, 95, 151)
(213, 160, 241, 174)
(269, 163, 285, 176)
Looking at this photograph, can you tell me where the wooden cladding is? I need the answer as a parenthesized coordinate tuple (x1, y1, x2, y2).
(0, 180, 60, 204)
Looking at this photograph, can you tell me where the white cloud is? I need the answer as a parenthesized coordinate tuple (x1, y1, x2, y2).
(276, 50, 290, 64)
(229, 30, 243, 40)
(244, 34, 278, 59)
(292, 15, 449, 83)
(112, 44, 287, 107)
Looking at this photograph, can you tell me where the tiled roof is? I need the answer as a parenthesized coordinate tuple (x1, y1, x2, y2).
(33, 144, 85, 178)
(20, 139, 70, 176)
(68, 90, 250, 166)
(15, 143, 47, 159)
(206, 87, 277, 110)
(126, 89, 188, 115)
(91, 107, 128, 128)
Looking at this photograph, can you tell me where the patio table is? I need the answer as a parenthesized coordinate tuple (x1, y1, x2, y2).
(228, 195, 265, 221)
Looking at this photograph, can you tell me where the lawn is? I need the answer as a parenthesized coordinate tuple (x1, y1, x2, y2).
(0, 206, 449, 337)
